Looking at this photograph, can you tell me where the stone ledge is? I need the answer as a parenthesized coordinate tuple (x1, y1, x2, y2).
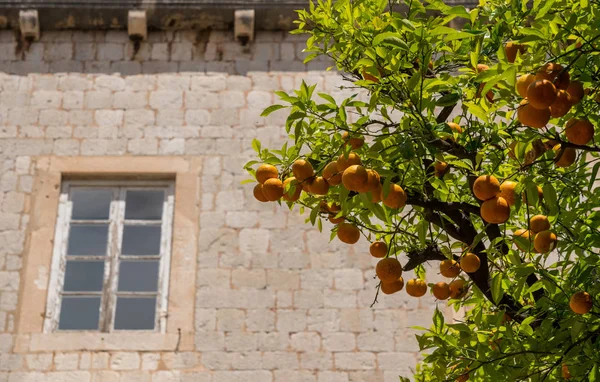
(20, 332, 187, 352)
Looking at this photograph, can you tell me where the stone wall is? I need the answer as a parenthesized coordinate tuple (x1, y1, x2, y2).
(0, 29, 455, 382)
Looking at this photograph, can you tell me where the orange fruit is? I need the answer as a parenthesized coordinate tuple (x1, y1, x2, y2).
(406, 279, 428, 297)
(553, 144, 577, 167)
(449, 279, 467, 299)
(432, 282, 450, 300)
(370, 241, 388, 258)
(562, 364, 572, 380)
(476, 64, 489, 73)
(370, 182, 382, 203)
(565, 119, 594, 145)
(434, 161, 448, 177)
(498, 181, 518, 206)
(381, 183, 407, 209)
(569, 291, 593, 314)
(566, 81, 584, 104)
(440, 259, 461, 278)
(549, 90, 572, 118)
(342, 165, 369, 192)
(473, 175, 500, 201)
(381, 277, 404, 295)
(376, 257, 403, 283)
(505, 42, 526, 63)
(527, 79, 557, 109)
(282, 177, 302, 201)
(337, 223, 360, 244)
(460, 253, 480, 273)
(517, 99, 550, 128)
(529, 215, 550, 233)
(253, 184, 269, 203)
(536, 63, 570, 90)
(533, 230, 557, 253)
(456, 374, 470, 382)
(448, 122, 462, 133)
(329, 214, 344, 224)
(480, 196, 510, 224)
(323, 162, 342, 186)
(362, 169, 381, 193)
(342, 131, 365, 149)
(513, 229, 535, 252)
(256, 164, 278, 184)
(516, 74, 536, 98)
(306, 176, 330, 195)
(337, 152, 361, 172)
(262, 178, 284, 201)
(292, 159, 314, 181)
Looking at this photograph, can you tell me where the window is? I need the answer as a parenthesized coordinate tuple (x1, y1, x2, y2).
(44, 180, 175, 333)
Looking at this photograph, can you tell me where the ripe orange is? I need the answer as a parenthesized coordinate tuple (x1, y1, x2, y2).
(476, 64, 489, 73)
(323, 162, 342, 186)
(292, 159, 314, 181)
(262, 178, 284, 201)
(376, 257, 403, 283)
(565, 119, 594, 145)
(432, 282, 450, 300)
(480, 196, 510, 224)
(253, 184, 269, 203)
(360, 169, 381, 193)
(448, 122, 462, 133)
(440, 259, 461, 278)
(381, 183, 407, 209)
(337, 152, 361, 172)
(562, 364, 572, 380)
(536, 63, 570, 90)
(553, 145, 577, 167)
(256, 164, 278, 184)
(533, 230, 557, 253)
(566, 80, 584, 104)
(473, 175, 500, 201)
(306, 176, 330, 195)
(513, 229, 535, 252)
(406, 279, 428, 297)
(505, 42, 526, 63)
(516, 74, 536, 98)
(434, 161, 448, 177)
(527, 79, 557, 109)
(342, 165, 369, 192)
(337, 223, 360, 244)
(569, 291, 593, 314)
(370, 241, 388, 258)
(529, 215, 550, 233)
(370, 183, 383, 203)
(342, 131, 365, 149)
(329, 214, 344, 224)
(549, 90, 572, 118)
(517, 99, 550, 128)
(282, 177, 302, 201)
(498, 181, 518, 206)
(460, 253, 480, 273)
(449, 279, 467, 299)
(381, 277, 404, 295)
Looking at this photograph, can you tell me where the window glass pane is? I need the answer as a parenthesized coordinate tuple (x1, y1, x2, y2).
(118, 261, 160, 292)
(63, 260, 105, 292)
(58, 296, 101, 330)
(67, 224, 109, 256)
(71, 189, 112, 220)
(121, 226, 161, 256)
(125, 190, 164, 220)
(114, 297, 156, 330)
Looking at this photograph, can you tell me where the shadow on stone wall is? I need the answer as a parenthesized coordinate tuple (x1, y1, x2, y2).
(0, 29, 331, 76)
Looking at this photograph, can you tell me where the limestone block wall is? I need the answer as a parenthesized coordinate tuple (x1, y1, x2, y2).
(0, 29, 454, 382)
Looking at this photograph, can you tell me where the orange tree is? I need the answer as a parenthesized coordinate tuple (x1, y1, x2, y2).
(245, 0, 600, 380)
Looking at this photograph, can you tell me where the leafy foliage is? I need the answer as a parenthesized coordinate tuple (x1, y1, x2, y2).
(245, 0, 600, 380)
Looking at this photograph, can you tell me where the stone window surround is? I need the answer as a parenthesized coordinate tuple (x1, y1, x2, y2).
(13, 156, 201, 353)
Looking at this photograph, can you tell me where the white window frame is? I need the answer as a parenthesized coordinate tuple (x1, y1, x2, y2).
(44, 180, 175, 333)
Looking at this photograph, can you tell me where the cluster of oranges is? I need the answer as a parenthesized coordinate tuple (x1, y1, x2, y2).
(473, 174, 512, 224)
(513, 214, 557, 254)
(253, 133, 408, 246)
(369, 242, 428, 297)
(515, 63, 594, 167)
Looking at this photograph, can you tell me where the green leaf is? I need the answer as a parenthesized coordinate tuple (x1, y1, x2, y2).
(436, 93, 460, 107)
(261, 104, 286, 117)
(252, 138, 262, 154)
(464, 102, 489, 122)
(372, 32, 409, 50)
(491, 273, 504, 304)
(542, 183, 558, 216)
(433, 308, 444, 332)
